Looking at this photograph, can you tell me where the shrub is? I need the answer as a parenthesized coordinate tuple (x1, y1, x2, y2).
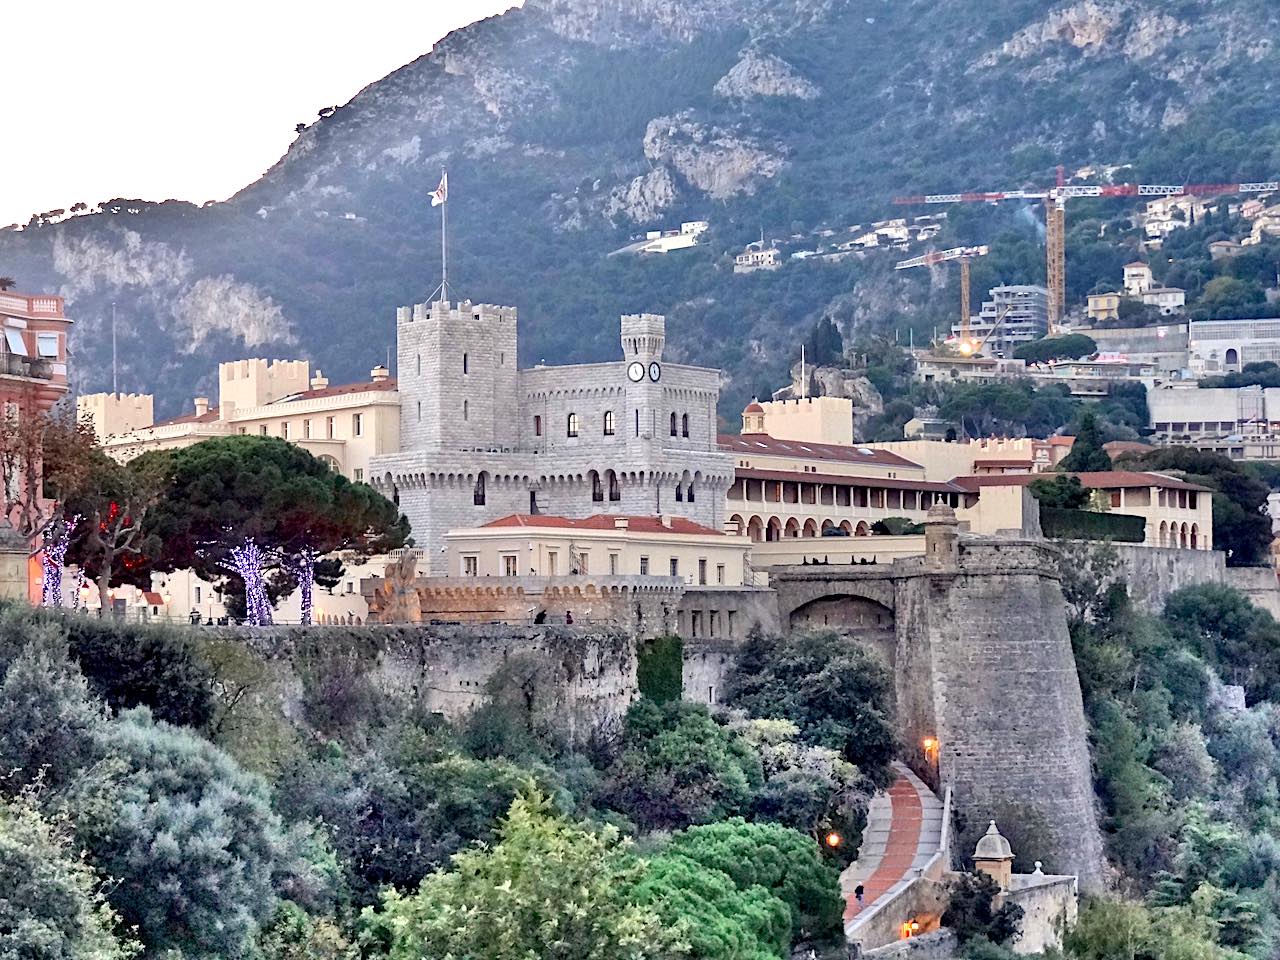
(637, 635, 684, 704)
(87, 708, 284, 959)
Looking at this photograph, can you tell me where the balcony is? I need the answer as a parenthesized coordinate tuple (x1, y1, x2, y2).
(0, 354, 53, 380)
(0, 292, 64, 319)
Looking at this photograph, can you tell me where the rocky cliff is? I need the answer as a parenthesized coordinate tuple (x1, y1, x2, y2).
(1, 0, 1276, 414)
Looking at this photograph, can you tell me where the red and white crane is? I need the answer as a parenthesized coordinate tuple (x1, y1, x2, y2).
(895, 170, 1278, 331)
(895, 245, 989, 346)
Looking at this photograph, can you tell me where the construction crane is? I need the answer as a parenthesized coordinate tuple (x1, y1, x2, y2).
(895, 171, 1279, 332)
(896, 245, 989, 349)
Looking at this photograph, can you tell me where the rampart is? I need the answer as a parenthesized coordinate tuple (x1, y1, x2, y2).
(768, 520, 1105, 892)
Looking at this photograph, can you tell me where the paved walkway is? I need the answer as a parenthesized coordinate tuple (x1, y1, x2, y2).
(841, 762, 944, 932)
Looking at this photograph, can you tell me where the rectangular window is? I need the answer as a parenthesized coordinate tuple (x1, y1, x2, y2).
(503, 555, 518, 577)
(194, 586, 201, 604)
(547, 552, 558, 576)
(534, 415, 542, 437)
(716, 564, 725, 585)
(36, 333, 58, 358)
(639, 556, 649, 575)
(326, 416, 335, 439)
(4, 330, 27, 356)
(609, 553, 619, 575)
(354, 468, 364, 482)
(462, 555, 478, 577)
(345, 581, 354, 594)
(698, 559, 707, 585)
(352, 413, 363, 437)
(281, 421, 289, 439)
(669, 557, 679, 577)
(303, 419, 311, 439)
(259, 425, 268, 436)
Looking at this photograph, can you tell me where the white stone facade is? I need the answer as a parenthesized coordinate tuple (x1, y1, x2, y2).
(371, 300, 734, 573)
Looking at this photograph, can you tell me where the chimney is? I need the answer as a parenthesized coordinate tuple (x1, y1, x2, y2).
(310, 369, 329, 390)
(219, 399, 235, 421)
(193, 397, 209, 417)
(370, 364, 389, 382)
(613, 517, 630, 531)
(659, 514, 673, 528)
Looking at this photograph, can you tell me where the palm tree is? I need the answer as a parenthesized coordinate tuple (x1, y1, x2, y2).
(0, 277, 14, 291)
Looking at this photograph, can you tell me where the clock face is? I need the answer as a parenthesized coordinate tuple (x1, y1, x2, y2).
(648, 361, 662, 382)
(627, 361, 645, 382)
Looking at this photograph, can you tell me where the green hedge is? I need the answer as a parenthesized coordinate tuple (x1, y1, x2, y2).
(1041, 507, 1146, 543)
(637, 635, 684, 704)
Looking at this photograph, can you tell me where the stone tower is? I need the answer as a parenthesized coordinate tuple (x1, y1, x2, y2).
(621, 313, 665, 449)
(396, 299, 519, 453)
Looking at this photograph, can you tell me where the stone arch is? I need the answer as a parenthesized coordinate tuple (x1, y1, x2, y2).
(855, 521, 870, 537)
(1190, 523, 1199, 549)
(785, 517, 801, 538)
(1158, 520, 1168, 547)
(766, 516, 782, 542)
(802, 518, 818, 538)
(747, 515, 764, 542)
(786, 590, 896, 670)
(1180, 522, 1189, 548)
(729, 513, 745, 536)
(1225, 347, 1239, 367)
(839, 520, 853, 534)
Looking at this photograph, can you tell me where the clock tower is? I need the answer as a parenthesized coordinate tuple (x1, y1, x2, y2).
(620, 313, 665, 447)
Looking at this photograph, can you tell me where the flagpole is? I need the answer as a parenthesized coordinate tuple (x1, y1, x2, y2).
(440, 167, 448, 302)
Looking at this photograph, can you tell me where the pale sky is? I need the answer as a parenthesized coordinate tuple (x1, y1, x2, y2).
(2, 1, 521, 227)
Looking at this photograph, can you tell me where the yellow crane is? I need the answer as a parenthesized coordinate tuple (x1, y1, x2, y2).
(895, 244, 989, 352)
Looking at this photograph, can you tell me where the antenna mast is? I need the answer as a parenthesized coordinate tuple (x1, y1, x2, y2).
(111, 301, 117, 395)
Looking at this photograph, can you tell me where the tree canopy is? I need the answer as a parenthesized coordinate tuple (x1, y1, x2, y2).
(1059, 411, 1113, 472)
(1013, 333, 1098, 364)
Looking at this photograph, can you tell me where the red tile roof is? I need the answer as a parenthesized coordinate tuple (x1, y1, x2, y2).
(951, 471, 1211, 493)
(973, 458, 1034, 468)
(719, 433, 922, 469)
(149, 377, 397, 427)
(275, 377, 397, 403)
(736, 466, 960, 493)
(480, 514, 726, 536)
(143, 591, 164, 605)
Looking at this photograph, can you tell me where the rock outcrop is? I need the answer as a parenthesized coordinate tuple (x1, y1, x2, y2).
(604, 166, 679, 223)
(714, 48, 821, 100)
(643, 112, 785, 199)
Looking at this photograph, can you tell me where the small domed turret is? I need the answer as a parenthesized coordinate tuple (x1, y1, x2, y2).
(742, 400, 767, 435)
(973, 820, 1014, 891)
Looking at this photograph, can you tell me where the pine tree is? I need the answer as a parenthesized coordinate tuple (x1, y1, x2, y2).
(1060, 411, 1113, 473)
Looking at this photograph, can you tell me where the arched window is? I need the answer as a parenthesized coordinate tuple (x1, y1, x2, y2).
(1225, 348, 1239, 367)
(590, 470, 604, 503)
(607, 469, 621, 502)
(463, 352, 469, 374)
(687, 481, 695, 503)
(567, 413, 579, 437)
(473, 471, 487, 506)
(670, 412, 678, 437)
(675, 483, 684, 502)
(603, 410, 615, 436)
(681, 413, 689, 438)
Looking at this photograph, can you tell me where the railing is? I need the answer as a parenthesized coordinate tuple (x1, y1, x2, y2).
(0, 293, 64, 317)
(0, 355, 53, 380)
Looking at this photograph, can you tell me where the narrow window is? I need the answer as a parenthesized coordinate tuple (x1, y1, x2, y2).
(416, 354, 421, 375)
(675, 483, 684, 502)
(503, 555, 518, 576)
(607, 470, 621, 502)
(567, 412, 579, 437)
(463, 399, 469, 420)
(259, 425, 267, 436)
(463, 352, 469, 374)
(603, 410, 615, 435)
(635, 409, 640, 436)
(534, 414, 542, 437)
(698, 559, 707, 585)
(591, 470, 604, 502)
(417, 400, 421, 421)
(687, 482, 695, 503)
(609, 554, 619, 575)
(463, 556, 478, 576)
(681, 413, 689, 438)
(303, 419, 311, 439)
(474, 472, 487, 506)
(669, 557, 679, 577)
(670, 412, 678, 437)
(352, 413, 363, 437)
(281, 421, 289, 439)
(354, 468, 364, 482)
(639, 556, 649, 575)
(326, 416, 335, 439)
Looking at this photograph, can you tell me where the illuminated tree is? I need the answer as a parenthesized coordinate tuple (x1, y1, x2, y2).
(0, 394, 97, 549)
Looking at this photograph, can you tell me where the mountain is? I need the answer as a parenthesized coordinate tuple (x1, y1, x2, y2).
(3, 0, 1278, 418)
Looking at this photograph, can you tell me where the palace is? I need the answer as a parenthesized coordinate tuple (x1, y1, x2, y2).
(369, 300, 734, 574)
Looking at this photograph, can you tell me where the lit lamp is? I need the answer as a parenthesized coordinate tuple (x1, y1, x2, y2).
(958, 341, 973, 355)
(824, 831, 842, 849)
(922, 736, 939, 764)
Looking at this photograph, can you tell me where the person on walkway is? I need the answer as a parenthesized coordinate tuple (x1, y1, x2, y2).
(565, 610, 574, 625)
(854, 883, 865, 905)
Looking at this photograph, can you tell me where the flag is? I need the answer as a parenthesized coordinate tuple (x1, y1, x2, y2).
(430, 172, 448, 207)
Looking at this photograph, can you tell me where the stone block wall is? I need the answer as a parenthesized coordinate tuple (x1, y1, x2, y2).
(236, 623, 638, 741)
(1111, 543, 1226, 612)
(899, 544, 1104, 891)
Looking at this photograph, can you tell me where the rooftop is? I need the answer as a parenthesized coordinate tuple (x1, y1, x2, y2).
(952, 470, 1211, 493)
(479, 514, 727, 536)
(719, 433, 921, 468)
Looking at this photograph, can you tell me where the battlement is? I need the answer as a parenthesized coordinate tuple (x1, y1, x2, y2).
(397, 299, 518, 325)
(76, 391, 155, 441)
(218, 359, 310, 411)
(621, 312, 665, 359)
